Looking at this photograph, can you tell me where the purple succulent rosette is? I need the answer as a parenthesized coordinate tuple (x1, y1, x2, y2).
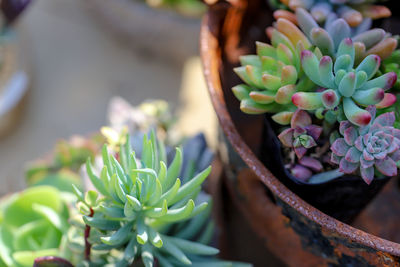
(331, 106, 400, 184)
(278, 109, 323, 159)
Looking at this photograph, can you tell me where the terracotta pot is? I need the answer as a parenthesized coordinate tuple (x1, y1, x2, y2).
(201, 0, 400, 266)
(85, 0, 201, 64)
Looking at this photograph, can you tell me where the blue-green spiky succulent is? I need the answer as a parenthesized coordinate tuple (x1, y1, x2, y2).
(292, 38, 397, 126)
(269, 0, 391, 28)
(66, 132, 246, 267)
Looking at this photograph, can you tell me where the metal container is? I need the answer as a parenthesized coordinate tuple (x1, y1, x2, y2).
(200, 0, 400, 266)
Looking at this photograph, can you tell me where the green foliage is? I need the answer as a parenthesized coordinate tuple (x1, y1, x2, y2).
(0, 186, 71, 267)
(68, 132, 246, 266)
(144, 0, 206, 17)
(25, 136, 103, 193)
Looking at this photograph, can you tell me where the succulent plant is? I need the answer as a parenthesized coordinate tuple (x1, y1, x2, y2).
(292, 8, 397, 62)
(278, 109, 323, 158)
(292, 37, 397, 126)
(25, 136, 101, 193)
(380, 49, 400, 90)
(65, 132, 241, 267)
(290, 156, 324, 181)
(232, 16, 318, 124)
(0, 186, 71, 267)
(330, 106, 400, 184)
(107, 97, 175, 141)
(270, 0, 391, 27)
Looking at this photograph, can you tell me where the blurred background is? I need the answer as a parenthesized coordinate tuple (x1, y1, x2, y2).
(0, 0, 216, 195)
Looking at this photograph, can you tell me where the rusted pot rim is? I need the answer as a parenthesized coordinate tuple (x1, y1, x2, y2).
(200, 11, 400, 256)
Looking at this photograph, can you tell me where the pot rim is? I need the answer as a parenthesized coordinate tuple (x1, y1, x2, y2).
(200, 10, 400, 256)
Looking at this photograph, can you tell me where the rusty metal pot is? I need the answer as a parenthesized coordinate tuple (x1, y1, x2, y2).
(200, 0, 400, 266)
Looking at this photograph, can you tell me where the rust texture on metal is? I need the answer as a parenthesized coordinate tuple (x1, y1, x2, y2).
(200, 0, 400, 266)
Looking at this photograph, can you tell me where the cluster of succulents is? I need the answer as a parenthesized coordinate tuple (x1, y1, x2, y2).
(269, 0, 391, 28)
(233, 4, 400, 183)
(0, 98, 247, 266)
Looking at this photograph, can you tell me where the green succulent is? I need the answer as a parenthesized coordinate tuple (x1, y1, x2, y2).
(0, 186, 72, 267)
(232, 17, 317, 125)
(25, 136, 103, 193)
(66, 132, 244, 266)
(269, 0, 391, 28)
(380, 49, 400, 90)
(292, 38, 397, 126)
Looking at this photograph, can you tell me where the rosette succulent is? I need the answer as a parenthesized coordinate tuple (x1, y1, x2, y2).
(292, 38, 397, 126)
(331, 106, 400, 184)
(278, 109, 323, 158)
(232, 16, 317, 124)
(64, 132, 243, 266)
(0, 186, 71, 267)
(293, 8, 397, 62)
(270, 0, 391, 27)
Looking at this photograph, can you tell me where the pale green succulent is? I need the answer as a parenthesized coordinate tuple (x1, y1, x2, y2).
(0, 186, 72, 267)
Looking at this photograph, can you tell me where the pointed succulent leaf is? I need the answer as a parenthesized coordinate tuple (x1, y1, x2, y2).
(249, 91, 276, 104)
(272, 111, 294, 125)
(353, 29, 385, 50)
(360, 166, 375, 185)
(365, 37, 398, 61)
(376, 93, 397, 109)
(262, 74, 281, 91)
(362, 72, 397, 91)
(281, 65, 298, 85)
(299, 156, 323, 172)
(375, 157, 397, 177)
(291, 164, 312, 182)
(240, 55, 261, 67)
(355, 71, 368, 89)
(343, 98, 372, 126)
(352, 87, 384, 106)
(356, 54, 380, 80)
(256, 41, 277, 58)
(261, 56, 278, 72)
(292, 92, 324, 110)
(275, 85, 296, 104)
(278, 128, 295, 147)
(334, 55, 352, 74)
(337, 38, 355, 65)
(327, 18, 351, 49)
(296, 8, 319, 39)
(276, 18, 311, 49)
(277, 43, 294, 65)
(301, 50, 323, 86)
(318, 56, 335, 88)
(232, 84, 251, 101)
(339, 158, 359, 174)
(310, 27, 335, 56)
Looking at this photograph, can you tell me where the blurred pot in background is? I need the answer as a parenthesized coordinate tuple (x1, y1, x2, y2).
(86, 0, 207, 64)
(0, 0, 32, 138)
